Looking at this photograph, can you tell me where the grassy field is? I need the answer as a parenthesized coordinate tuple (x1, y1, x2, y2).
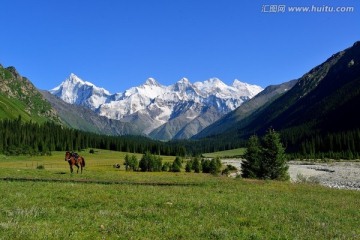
(202, 148, 246, 158)
(0, 149, 359, 239)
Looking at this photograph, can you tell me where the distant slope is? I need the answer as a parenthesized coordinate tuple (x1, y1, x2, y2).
(173, 106, 223, 139)
(197, 41, 360, 155)
(194, 79, 297, 138)
(241, 41, 360, 137)
(0, 65, 59, 123)
(41, 91, 141, 136)
(149, 104, 223, 140)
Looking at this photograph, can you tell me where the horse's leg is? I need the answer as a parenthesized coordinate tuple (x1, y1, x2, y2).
(75, 164, 80, 174)
(79, 161, 83, 174)
(70, 165, 73, 174)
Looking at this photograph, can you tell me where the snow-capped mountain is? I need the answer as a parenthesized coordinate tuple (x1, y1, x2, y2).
(50, 74, 263, 140)
(50, 73, 111, 110)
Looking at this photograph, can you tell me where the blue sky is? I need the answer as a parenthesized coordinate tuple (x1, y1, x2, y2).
(1, 0, 359, 93)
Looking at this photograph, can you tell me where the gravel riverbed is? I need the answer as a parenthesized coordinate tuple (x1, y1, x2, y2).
(222, 159, 360, 191)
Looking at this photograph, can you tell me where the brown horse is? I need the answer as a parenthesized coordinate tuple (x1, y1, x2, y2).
(65, 151, 86, 174)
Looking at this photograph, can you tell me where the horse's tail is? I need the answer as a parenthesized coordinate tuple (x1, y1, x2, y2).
(82, 157, 86, 168)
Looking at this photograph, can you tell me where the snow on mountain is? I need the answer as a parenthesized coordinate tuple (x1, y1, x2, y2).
(50, 74, 263, 139)
(232, 79, 264, 98)
(50, 73, 111, 110)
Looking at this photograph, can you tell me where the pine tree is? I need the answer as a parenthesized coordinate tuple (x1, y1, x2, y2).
(241, 135, 261, 178)
(201, 159, 211, 173)
(261, 128, 289, 180)
(192, 157, 201, 173)
(124, 154, 130, 170)
(242, 129, 289, 181)
(171, 156, 182, 172)
(185, 161, 192, 172)
(130, 154, 139, 171)
(209, 157, 222, 175)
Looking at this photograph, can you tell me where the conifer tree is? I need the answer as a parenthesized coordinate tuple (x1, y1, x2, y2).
(171, 156, 182, 172)
(185, 161, 192, 172)
(242, 129, 289, 180)
(209, 157, 222, 175)
(261, 128, 289, 180)
(192, 157, 201, 173)
(242, 135, 261, 178)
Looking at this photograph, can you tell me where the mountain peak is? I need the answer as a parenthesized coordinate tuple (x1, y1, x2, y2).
(50, 73, 110, 108)
(68, 73, 96, 88)
(232, 79, 264, 98)
(144, 78, 160, 86)
(178, 77, 190, 84)
(232, 79, 246, 86)
(68, 73, 82, 83)
(207, 78, 225, 85)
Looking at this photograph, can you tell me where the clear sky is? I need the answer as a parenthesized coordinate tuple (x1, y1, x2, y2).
(0, 0, 359, 93)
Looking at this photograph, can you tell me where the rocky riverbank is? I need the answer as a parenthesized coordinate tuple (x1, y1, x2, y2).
(288, 161, 360, 190)
(222, 159, 360, 191)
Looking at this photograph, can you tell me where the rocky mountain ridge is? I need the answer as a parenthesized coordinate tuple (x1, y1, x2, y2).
(50, 75, 263, 139)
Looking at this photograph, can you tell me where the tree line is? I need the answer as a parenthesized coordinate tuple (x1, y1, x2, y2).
(1, 116, 359, 159)
(281, 127, 360, 160)
(0, 117, 246, 156)
(0, 117, 186, 156)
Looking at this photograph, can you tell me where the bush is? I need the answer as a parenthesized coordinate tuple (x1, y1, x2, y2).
(226, 165, 237, 171)
(36, 165, 45, 170)
(139, 152, 162, 172)
(161, 162, 171, 172)
(124, 154, 139, 171)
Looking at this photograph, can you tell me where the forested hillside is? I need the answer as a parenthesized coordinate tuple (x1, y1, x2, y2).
(0, 117, 186, 156)
(197, 41, 360, 159)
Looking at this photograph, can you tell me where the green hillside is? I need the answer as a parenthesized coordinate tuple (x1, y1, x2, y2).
(0, 94, 31, 120)
(0, 65, 59, 123)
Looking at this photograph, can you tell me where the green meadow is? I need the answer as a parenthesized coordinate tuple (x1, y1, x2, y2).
(0, 149, 359, 239)
(202, 148, 246, 158)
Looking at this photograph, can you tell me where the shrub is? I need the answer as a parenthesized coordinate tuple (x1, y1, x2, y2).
(161, 162, 171, 172)
(124, 154, 139, 171)
(139, 152, 162, 172)
(36, 165, 45, 170)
